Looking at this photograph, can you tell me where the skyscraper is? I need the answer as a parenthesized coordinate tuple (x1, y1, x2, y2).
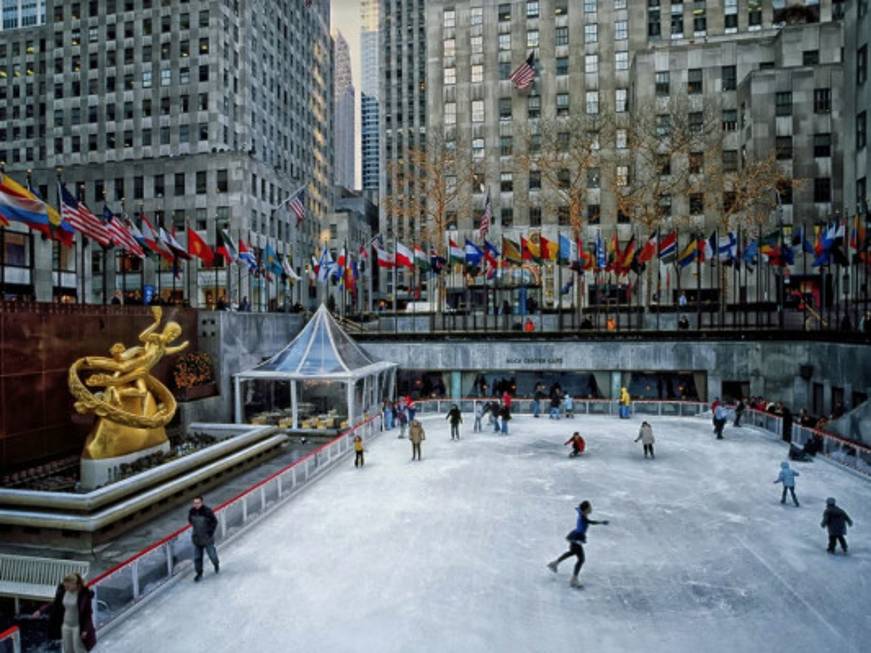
(360, 0, 380, 192)
(334, 31, 356, 190)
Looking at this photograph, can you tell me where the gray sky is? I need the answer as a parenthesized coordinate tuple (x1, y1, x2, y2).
(331, 1, 362, 188)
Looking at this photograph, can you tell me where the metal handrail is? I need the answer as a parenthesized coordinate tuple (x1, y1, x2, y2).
(0, 626, 21, 653)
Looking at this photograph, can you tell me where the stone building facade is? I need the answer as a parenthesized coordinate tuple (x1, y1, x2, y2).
(0, 0, 333, 308)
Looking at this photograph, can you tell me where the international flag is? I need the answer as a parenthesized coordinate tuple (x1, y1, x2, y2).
(59, 183, 111, 246)
(619, 235, 637, 273)
(238, 239, 258, 272)
(718, 232, 737, 261)
(335, 247, 347, 277)
(558, 234, 574, 264)
(605, 231, 619, 271)
(161, 227, 192, 260)
(375, 242, 394, 268)
(464, 239, 484, 267)
(103, 208, 145, 258)
(522, 234, 541, 262)
(283, 256, 301, 282)
(264, 243, 284, 277)
(792, 226, 814, 255)
(140, 215, 172, 261)
(502, 236, 523, 263)
(217, 229, 239, 263)
(677, 239, 698, 268)
(448, 238, 464, 264)
(638, 232, 657, 264)
(395, 241, 414, 269)
(483, 239, 500, 267)
(430, 249, 447, 273)
(540, 234, 558, 261)
(657, 231, 677, 263)
(0, 187, 49, 230)
(478, 191, 492, 239)
(743, 240, 758, 266)
(595, 231, 606, 270)
(280, 186, 306, 225)
(187, 226, 214, 265)
(414, 244, 430, 271)
(560, 277, 574, 295)
(509, 52, 536, 90)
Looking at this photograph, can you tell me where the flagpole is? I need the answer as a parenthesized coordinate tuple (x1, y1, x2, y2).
(392, 237, 398, 334)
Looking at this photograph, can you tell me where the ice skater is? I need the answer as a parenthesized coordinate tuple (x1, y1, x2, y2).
(772, 461, 799, 506)
(354, 434, 365, 467)
(188, 496, 219, 582)
(563, 394, 574, 419)
(713, 402, 729, 439)
(549, 393, 562, 420)
(564, 432, 586, 457)
(473, 401, 485, 432)
(734, 398, 745, 427)
(446, 404, 463, 440)
(821, 497, 853, 554)
(499, 402, 511, 435)
(547, 500, 609, 588)
(409, 419, 425, 461)
(492, 400, 502, 433)
(634, 421, 655, 458)
(397, 403, 409, 439)
(619, 387, 631, 419)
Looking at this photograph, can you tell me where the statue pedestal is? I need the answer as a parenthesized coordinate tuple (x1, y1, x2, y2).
(80, 442, 171, 490)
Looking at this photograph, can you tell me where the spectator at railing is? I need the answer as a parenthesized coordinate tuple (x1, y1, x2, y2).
(33, 573, 97, 653)
(798, 409, 815, 428)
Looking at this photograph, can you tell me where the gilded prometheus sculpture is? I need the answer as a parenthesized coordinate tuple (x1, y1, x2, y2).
(68, 307, 189, 459)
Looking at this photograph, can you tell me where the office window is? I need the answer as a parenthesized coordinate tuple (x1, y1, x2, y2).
(775, 136, 792, 160)
(584, 91, 598, 114)
(527, 30, 539, 48)
(803, 50, 819, 66)
(689, 151, 703, 174)
(444, 38, 455, 57)
(671, 12, 683, 36)
(814, 88, 831, 113)
(196, 171, 207, 194)
(498, 33, 510, 51)
(615, 51, 628, 70)
(585, 54, 598, 74)
(615, 88, 628, 112)
(858, 111, 867, 149)
(443, 8, 455, 28)
(775, 92, 792, 116)
(471, 7, 483, 24)
(585, 23, 598, 43)
(722, 109, 737, 131)
(649, 9, 661, 37)
(588, 204, 601, 224)
(655, 71, 670, 96)
(444, 102, 456, 125)
(217, 169, 228, 193)
(526, 1, 539, 18)
(688, 69, 702, 94)
(500, 135, 513, 155)
(499, 97, 512, 122)
(656, 114, 671, 137)
(555, 26, 568, 46)
(694, 7, 707, 32)
(616, 165, 629, 187)
(813, 133, 831, 158)
(616, 129, 627, 149)
(686, 111, 702, 132)
(472, 100, 485, 122)
(501, 172, 513, 192)
(813, 178, 831, 203)
(471, 64, 483, 83)
(558, 92, 571, 115)
(722, 65, 737, 91)
(858, 46, 867, 85)
(528, 94, 540, 118)
(584, 0, 597, 13)
(499, 61, 512, 80)
(471, 35, 483, 53)
(472, 137, 485, 159)
(554, 0, 568, 15)
(529, 206, 542, 226)
(529, 170, 541, 190)
(657, 153, 671, 176)
(615, 21, 627, 41)
(587, 168, 600, 189)
(748, 3, 762, 27)
(558, 169, 570, 189)
(498, 3, 511, 21)
(556, 57, 569, 76)
(444, 67, 456, 85)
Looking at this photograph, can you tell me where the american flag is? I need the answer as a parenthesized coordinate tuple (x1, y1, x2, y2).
(102, 206, 145, 257)
(59, 183, 110, 246)
(509, 52, 536, 91)
(479, 191, 492, 239)
(288, 188, 306, 224)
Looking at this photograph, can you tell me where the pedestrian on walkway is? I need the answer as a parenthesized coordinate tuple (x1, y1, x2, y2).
(473, 401, 485, 432)
(499, 403, 511, 435)
(409, 419, 425, 461)
(634, 421, 655, 458)
(446, 404, 463, 440)
(547, 500, 609, 588)
(772, 461, 799, 506)
(354, 434, 365, 467)
(188, 495, 220, 582)
(33, 573, 97, 652)
(821, 497, 853, 554)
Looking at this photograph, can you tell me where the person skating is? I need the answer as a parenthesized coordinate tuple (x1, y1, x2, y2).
(409, 419, 425, 461)
(563, 394, 574, 419)
(547, 500, 609, 588)
(397, 403, 409, 439)
(549, 393, 562, 420)
(473, 401, 485, 432)
(619, 387, 631, 419)
(734, 399, 745, 427)
(446, 404, 463, 440)
(353, 434, 365, 467)
(499, 402, 511, 435)
(188, 495, 220, 582)
(33, 573, 97, 652)
(773, 461, 799, 506)
(492, 400, 502, 433)
(713, 403, 729, 439)
(821, 497, 853, 554)
(635, 421, 655, 458)
(564, 432, 586, 457)
(532, 384, 545, 418)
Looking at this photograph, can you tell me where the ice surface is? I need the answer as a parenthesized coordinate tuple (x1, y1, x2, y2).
(98, 415, 870, 653)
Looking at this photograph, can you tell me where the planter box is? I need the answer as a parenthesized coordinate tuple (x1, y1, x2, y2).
(175, 382, 218, 402)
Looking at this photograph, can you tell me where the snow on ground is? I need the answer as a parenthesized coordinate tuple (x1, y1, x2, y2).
(98, 414, 871, 653)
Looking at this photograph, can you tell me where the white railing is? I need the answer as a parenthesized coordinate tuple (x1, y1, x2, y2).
(0, 626, 21, 653)
(86, 414, 383, 634)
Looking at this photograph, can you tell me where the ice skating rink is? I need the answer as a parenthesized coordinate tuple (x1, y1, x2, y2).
(98, 415, 870, 653)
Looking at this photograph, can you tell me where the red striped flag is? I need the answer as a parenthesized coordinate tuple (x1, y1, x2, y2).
(58, 183, 110, 246)
(509, 52, 536, 90)
(479, 191, 492, 239)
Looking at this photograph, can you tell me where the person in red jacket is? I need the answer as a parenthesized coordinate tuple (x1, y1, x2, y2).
(564, 432, 586, 457)
(502, 390, 513, 409)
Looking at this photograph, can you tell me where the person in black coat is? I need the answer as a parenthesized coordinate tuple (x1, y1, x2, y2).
(781, 406, 793, 442)
(33, 573, 97, 652)
(446, 404, 463, 440)
(821, 498, 853, 554)
(189, 495, 220, 581)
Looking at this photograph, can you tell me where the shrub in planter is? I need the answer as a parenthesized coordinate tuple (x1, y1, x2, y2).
(172, 352, 216, 391)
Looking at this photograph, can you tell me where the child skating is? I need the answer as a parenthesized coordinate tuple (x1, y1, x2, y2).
(634, 421, 655, 458)
(547, 500, 609, 588)
(821, 497, 853, 554)
(564, 432, 586, 457)
(773, 461, 799, 506)
(446, 404, 463, 440)
(353, 434, 365, 468)
(473, 402, 485, 432)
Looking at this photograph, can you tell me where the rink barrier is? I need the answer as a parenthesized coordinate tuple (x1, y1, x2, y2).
(0, 627, 20, 653)
(84, 414, 383, 635)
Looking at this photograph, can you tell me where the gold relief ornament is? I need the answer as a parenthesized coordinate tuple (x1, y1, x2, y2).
(68, 307, 189, 460)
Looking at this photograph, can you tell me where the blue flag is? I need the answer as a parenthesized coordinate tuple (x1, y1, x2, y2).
(464, 239, 483, 267)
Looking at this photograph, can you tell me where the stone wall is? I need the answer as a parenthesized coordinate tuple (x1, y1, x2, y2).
(358, 338, 871, 412)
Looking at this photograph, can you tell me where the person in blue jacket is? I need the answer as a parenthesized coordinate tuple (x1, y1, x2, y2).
(773, 461, 800, 506)
(547, 500, 609, 588)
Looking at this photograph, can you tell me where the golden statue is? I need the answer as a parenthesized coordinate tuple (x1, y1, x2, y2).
(69, 307, 189, 459)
